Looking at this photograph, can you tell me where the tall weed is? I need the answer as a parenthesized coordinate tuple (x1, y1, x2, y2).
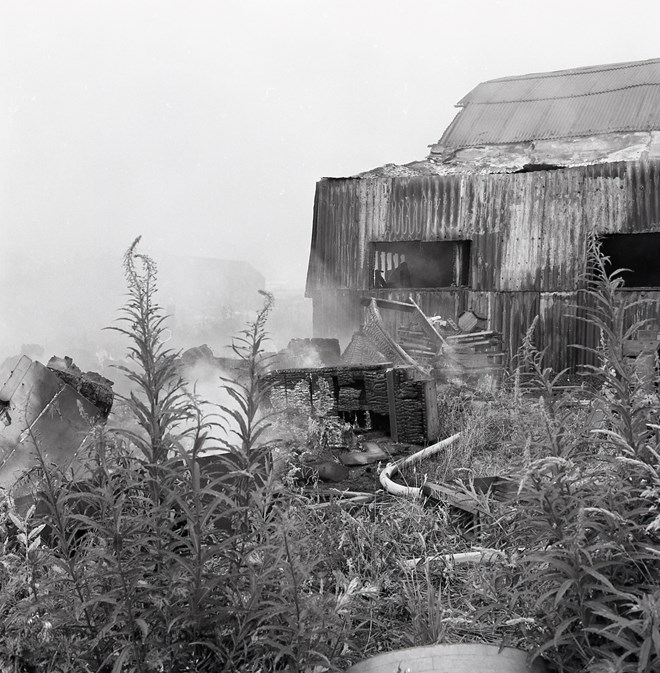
(489, 235, 660, 672)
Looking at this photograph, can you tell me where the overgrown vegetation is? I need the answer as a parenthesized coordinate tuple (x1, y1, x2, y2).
(0, 236, 658, 672)
(484, 236, 660, 672)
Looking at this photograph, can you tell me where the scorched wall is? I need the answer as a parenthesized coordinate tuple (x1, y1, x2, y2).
(305, 160, 660, 373)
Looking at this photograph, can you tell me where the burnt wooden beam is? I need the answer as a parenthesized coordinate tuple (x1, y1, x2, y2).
(386, 368, 398, 442)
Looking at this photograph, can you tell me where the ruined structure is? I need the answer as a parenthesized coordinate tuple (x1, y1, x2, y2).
(0, 356, 113, 494)
(262, 364, 439, 445)
(306, 58, 660, 372)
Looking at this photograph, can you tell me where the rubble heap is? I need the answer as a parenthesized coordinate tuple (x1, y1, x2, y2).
(47, 356, 114, 418)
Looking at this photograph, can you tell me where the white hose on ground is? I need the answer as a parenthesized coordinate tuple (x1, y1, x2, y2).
(378, 432, 462, 498)
(379, 432, 504, 567)
(403, 549, 505, 570)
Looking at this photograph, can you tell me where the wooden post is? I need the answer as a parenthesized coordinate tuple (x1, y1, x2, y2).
(423, 378, 440, 442)
(386, 368, 398, 442)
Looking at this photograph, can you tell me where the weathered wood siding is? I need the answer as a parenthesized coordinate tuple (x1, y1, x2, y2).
(306, 160, 660, 373)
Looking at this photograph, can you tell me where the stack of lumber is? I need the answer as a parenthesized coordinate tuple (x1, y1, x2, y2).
(435, 330, 506, 380)
(397, 323, 438, 365)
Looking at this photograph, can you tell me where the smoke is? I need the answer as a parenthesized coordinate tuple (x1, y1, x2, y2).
(0, 244, 311, 379)
(178, 359, 240, 455)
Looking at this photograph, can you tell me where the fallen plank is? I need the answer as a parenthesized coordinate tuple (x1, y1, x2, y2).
(446, 331, 498, 342)
(408, 297, 448, 347)
(359, 297, 415, 312)
(421, 481, 487, 515)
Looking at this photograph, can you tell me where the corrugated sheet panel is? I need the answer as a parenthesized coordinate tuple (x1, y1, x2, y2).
(306, 179, 363, 292)
(627, 160, 660, 231)
(441, 87, 660, 147)
(459, 58, 660, 105)
(384, 175, 465, 240)
(441, 58, 660, 148)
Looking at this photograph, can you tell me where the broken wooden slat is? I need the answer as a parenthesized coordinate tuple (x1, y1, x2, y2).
(622, 339, 659, 357)
(421, 481, 487, 515)
(407, 297, 448, 347)
(359, 297, 416, 312)
(446, 331, 498, 342)
(404, 349, 438, 358)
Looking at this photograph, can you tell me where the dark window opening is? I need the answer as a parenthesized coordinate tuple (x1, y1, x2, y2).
(601, 233, 660, 287)
(371, 241, 470, 289)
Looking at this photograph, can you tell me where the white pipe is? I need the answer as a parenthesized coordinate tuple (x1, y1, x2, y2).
(378, 432, 462, 498)
(403, 548, 505, 570)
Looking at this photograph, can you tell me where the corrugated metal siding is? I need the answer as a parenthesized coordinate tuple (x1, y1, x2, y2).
(384, 176, 464, 240)
(307, 159, 660, 372)
(307, 160, 660, 295)
(627, 161, 660, 231)
(582, 162, 628, 232)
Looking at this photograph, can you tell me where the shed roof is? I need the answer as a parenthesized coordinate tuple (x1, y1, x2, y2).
(438, 58, 660, 149)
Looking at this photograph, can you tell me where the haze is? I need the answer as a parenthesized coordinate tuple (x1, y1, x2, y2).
(2, 0, 659, 366)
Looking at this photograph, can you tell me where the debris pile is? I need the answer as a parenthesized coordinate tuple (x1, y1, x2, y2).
(344, 298, 506, 385)
(47, 355, 114, 418)
(263, 363, 437, 446)
(0, 355, 114, 493)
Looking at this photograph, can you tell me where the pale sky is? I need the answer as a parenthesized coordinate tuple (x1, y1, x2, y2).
(2, 0, 660, 355)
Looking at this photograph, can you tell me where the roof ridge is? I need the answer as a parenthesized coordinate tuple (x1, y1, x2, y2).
(466, 81, 660, 105)
(486, 57, 660, 84)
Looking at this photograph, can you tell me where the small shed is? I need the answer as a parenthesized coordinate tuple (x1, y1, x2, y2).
(305, 58, 660, 373)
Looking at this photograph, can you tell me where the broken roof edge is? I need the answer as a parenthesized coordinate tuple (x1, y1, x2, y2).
(331, 130, 660, 179)
(349, 159, 519, 178)
(434, 118, 660, 152)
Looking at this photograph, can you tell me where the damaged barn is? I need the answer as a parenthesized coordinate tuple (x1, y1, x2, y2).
(305, 57, 660, 375)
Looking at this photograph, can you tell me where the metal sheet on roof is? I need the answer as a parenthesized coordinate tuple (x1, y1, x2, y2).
(459, 58, 660, 104)
(441, 58, 660, 148)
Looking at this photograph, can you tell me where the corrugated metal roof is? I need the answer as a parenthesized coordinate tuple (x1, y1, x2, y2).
(439, 58, 660, 148)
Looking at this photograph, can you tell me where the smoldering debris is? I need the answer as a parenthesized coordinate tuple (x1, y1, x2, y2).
(256, 297, 508, 492)
(271, 338, 340, 369)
